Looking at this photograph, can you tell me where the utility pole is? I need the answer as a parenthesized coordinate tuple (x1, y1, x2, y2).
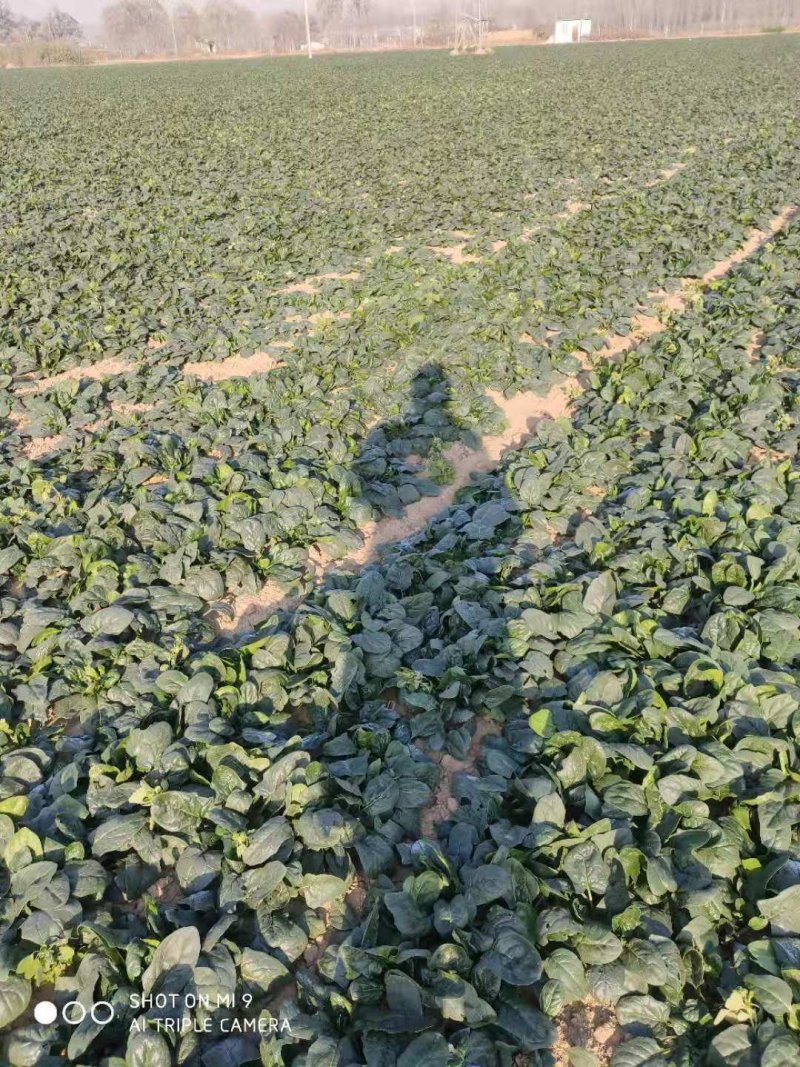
(168, 2, 178, 56)
(303, 0, 313, 58)
(411, 0, 417, 45)
(476, 0, 483, 51)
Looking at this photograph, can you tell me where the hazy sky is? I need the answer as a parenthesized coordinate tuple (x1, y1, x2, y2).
(14, 0, 291, 22)
(16, 0, 56, 16)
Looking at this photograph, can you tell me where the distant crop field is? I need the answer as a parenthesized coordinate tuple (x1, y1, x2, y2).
(1, 36, 800, 1067)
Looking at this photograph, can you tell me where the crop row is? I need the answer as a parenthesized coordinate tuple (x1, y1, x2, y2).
(3, 146, 798, 634)
(1, 39, 799, 375)
(0, 182, 798, 1067)
(2, 37, 800, 1067)
(2, 190, 798, 1067)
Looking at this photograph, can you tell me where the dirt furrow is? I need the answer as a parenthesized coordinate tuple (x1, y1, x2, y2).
(343, 386, 573, 561)
(276, 270, 362, 296)
(583, 205, 797, 363)
(11, 164, 699, 397)
(224, 203, 796, 634)
(430, 156, 694, 263)
(14, 357, 137, 396)
(183, 350, 289, 381)
(21, 434, 68, 460)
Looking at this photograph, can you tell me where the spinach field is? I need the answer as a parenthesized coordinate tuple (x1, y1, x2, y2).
(2, 35, 800, 1067)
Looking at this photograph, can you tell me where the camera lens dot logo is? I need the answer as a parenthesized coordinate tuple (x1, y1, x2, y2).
(92, 1002, 115, 1025)
(32, 1000, 116, 1026)
(63, 1002, 86, 1025)
(33, 1002, 58, 1025)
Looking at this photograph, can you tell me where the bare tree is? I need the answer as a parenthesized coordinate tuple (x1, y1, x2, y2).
(317, 0, 372, 28)
(102, 0, 171, 54)
(317, 0, 343, 25)
(92, 0, 800, 57)
(504, 0, 800, 35)
(172, 1, 201, 50)
(200, 0, 256, 52)
(40, 8, 82, 40)
(269, 8, 305, 49)
(0, 0, 15, 41)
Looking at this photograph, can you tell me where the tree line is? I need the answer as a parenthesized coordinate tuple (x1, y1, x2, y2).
(98, 0, 393, 57)
(3, 0, 800, 64)
(0, 3, 81, 45)
(98, 0, 800, 58)
(509, 0, 800, 36)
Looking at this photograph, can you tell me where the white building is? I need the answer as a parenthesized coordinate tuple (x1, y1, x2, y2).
(553, 18, 592, 43)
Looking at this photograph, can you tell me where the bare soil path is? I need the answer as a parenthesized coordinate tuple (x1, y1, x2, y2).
(222, 203, 796, 633)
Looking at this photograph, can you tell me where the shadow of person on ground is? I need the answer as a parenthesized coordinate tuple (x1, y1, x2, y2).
(228, 357, 580, 633)
(228, 361, 496, 631)
(352, 360, 490, 520)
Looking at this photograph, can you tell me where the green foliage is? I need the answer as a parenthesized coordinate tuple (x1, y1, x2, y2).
(1, 35, 800, 1067)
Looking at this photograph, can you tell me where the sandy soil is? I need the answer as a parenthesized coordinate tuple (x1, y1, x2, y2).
(111, 401, 156, 416)
(751, 444, 790, 463)
(419, 718, 503, 838)
(221, 381, 572, 631)
(551, 998, 622, 1067)
(309, 310, 351, 325)
(215, 581, 304, 632)
(644, 160, 688, 187)
(327, 382, 572, 568)
(150, 871, 183, 906)
(278, 281, 319, 295)
(22, 434, 67, 459)
(277, 270, 362, 296)
(518, 156, 691, 244)
(747, 329, 766, 362)
(430, 243, 481, 265)
(183, 350, 287, 381)
(15, 357, 136, 396)
(512, 163, 687, 252)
